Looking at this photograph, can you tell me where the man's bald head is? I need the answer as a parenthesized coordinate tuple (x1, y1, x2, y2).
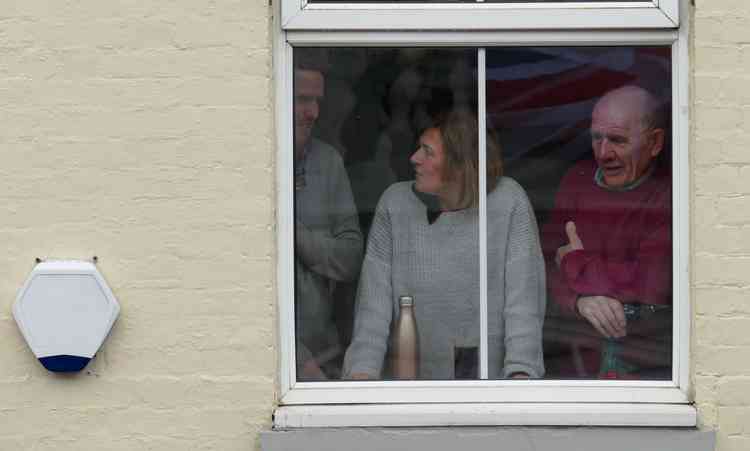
(595, 85, 663, 131)
(590, 85, 666, 188)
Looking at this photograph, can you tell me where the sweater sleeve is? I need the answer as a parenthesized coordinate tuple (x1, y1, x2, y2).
(540, 173, 580, 315)
(342, 194, 395, 378)
(295, 151, 364, 283)
(502, 186, 546, 379)
(560, 208, 671, 306)
(543, 165, 672, 311)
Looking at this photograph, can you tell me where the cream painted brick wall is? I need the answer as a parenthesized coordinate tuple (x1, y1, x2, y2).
(694, 0, 750, 448)
(0, 1, 275, 450)
(1, 0, 748, 449)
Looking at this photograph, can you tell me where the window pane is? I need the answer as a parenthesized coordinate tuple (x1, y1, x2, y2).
(485, 46, 673, 380)
(293, 47, 483, 381)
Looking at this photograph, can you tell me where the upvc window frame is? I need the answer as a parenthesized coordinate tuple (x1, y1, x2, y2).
(281, 0, 679, 31)
(273, 0, 692, 428)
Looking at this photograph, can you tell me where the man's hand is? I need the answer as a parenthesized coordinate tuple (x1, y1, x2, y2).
(555, 221, 584, 268)
(576, 295, 627, 339)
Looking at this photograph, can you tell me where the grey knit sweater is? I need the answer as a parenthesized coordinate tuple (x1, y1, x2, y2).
(295, 138, 364, 371)
(343, 178, 546, 379)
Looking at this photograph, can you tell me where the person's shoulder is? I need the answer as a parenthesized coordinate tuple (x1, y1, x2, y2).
(487, 177, 539, 217)
(556, 159, 596, 191)
(379, 181, 415, 204)
(651, 163, 672, 190)
(488, 178, 540, 228)
(642, 163, 672, 206)
(370, 181, 418, 218)
(564, 159, 596, 178)
(490, 176, 529, 203)
(307, 139, 350, 179)
(310, 138, 345, 164)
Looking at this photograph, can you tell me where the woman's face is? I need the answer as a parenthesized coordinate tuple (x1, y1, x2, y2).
(411, 128, 447, 196)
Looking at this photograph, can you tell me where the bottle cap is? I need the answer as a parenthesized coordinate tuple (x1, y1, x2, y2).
(399, 295, 414, 307)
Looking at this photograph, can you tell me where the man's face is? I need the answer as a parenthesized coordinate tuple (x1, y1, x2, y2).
(590, 97, 663, 188)
(294, 70, 325, 156)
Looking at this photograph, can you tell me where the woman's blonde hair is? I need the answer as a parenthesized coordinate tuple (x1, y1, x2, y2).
(432, 109, 503, 209)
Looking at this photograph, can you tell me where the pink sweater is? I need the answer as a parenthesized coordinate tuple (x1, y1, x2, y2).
(541, 159, 672, 316)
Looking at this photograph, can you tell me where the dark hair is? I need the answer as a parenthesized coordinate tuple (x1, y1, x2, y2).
(294, 48, 330, 75)
(431, 109, 503, 209)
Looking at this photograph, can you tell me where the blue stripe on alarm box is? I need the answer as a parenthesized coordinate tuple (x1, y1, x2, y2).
(39, 355, 91, 372)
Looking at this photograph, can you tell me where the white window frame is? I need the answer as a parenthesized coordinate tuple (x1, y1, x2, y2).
(273, 0, 692, 428)
(281, 0, 679, 31)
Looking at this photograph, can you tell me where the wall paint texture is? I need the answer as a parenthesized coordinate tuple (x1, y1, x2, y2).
(693, 1, 750, 450)
(0, 0, 746, 450)
(0, 1, 275, 450)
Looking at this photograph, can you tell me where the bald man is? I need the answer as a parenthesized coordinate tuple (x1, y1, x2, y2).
(541, 85, 671, 378)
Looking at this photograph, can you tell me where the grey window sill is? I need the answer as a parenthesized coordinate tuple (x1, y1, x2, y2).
(261, 427, 715, 451)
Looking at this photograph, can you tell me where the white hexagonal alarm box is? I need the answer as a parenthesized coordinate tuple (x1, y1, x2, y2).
(12, 261, 120, 372)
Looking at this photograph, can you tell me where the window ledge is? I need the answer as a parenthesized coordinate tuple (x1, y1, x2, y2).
(273, 403, 696, 428)
(262, 424, 713, 451)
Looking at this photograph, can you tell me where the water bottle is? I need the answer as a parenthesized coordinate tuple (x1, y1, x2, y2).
(599, 338, 622, 379)
(393, 295, 419, 379)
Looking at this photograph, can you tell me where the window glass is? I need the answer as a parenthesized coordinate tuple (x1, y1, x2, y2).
(292, 45, 673, 383)
(486, 46, 673, 380)
(293, 48, 481, 381)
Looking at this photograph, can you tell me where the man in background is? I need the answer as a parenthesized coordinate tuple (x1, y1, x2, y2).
(293, 49, 364, 380)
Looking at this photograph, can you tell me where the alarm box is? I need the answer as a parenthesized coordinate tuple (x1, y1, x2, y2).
(12, 261, 120, 372)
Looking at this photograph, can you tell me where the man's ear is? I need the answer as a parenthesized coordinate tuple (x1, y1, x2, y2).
(649, 128, 665, 158)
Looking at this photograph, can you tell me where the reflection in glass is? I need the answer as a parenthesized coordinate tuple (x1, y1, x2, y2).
(293, 45, 674, 383)
(486, 46, 673, 380)
(294, 48, 492, 380)
(352, 109, 491, 381)
(293, 49, 364, 382)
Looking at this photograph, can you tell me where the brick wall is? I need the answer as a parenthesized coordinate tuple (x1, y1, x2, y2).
(0, 1, 275, 449)
(694, 0, 750, 449)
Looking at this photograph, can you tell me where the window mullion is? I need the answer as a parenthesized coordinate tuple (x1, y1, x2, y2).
(276, 38, 296, 394)
(478, 47, 489, 380)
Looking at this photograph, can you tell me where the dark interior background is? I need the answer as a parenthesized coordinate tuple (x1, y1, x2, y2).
(299, 46, 673, 378)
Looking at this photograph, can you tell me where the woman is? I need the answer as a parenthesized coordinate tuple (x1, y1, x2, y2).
(343, 110, 546, 380)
